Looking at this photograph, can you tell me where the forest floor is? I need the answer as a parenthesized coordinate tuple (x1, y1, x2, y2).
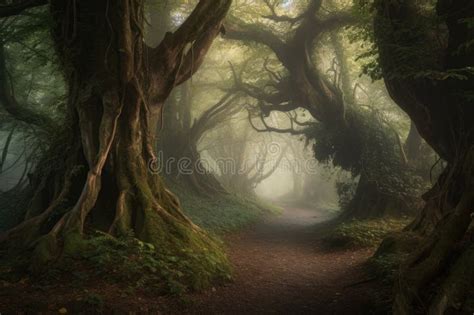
(158, 206, 389, 314)
(0, 206, 389, 314)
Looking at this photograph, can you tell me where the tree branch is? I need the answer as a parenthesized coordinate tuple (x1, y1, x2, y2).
(0, 44, 55, 128)
(0, 0, 46, 18)
(248, 109, 306, 135)
(151, 0, 232, 98)
(224, 17, 287, 60)
(261, 0, 304, 24)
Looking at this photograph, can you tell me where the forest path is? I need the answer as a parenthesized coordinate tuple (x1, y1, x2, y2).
(161, 206, 386, 314)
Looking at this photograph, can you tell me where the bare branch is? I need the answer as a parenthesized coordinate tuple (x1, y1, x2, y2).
(247, 109, 306, 135)
(261, 0, 304, 24)
(0, 44, 55, 128)
(263, 57, 282, 82)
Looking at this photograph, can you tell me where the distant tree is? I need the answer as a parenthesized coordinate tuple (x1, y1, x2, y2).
(159, 85, 242, 195)
(206, 123, 287, 196)
(224, 0, 424, 219)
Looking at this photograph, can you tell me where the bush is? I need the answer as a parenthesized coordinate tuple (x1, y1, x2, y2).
(323, 217, 412, 248)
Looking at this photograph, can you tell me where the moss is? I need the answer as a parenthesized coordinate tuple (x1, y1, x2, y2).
(128, 204, 231, 291)
(167, 180, 277, 235)
(30, 234, 58, 272)
(323, 217, 412, 248)
(80, 230, 230, 294)
(63, 230, 89, 256)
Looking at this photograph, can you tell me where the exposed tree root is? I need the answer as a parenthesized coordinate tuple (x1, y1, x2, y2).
(392, 150, 474, 314)
(0, 0, 233, 290)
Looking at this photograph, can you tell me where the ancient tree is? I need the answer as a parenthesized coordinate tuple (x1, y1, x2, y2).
(225, 0, 420, 219)
(374, 0, 474, 313)
(0, 0, 232, 285)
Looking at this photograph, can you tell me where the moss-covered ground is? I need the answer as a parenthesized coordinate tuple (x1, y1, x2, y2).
(168, 181, 282, 235)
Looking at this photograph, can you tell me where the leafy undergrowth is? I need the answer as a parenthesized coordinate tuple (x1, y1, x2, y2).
(83, 231, 231, 294)
(0, 182, 281, 313)
(168, 181, 282, 235)
(0, 229, 231, 313)
(323, 217, 412, 248)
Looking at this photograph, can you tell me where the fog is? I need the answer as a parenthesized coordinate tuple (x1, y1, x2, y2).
(2, 0, 466, 313)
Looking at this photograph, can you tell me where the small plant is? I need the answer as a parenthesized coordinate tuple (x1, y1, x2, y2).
(82, 291, 104, 309)
(79, 230, 231, 295)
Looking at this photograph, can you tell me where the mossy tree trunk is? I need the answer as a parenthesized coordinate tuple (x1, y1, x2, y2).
(374, 0, 474, 312)
(0, 0, 232, 279)
(342, 173, 412, 219)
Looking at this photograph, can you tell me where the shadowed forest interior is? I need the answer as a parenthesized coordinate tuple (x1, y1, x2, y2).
(0, 0, 473, 314)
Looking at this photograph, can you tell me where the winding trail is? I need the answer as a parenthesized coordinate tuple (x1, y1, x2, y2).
(162, 207, 387, 314)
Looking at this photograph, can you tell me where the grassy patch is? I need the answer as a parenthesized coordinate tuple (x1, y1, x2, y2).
(168, 181, 281, 235)
(323, 217, 412, 248)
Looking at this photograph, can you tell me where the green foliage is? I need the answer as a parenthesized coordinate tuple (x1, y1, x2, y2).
(335, 180, 357, 211)
(351, 0, 445, 81)
(306, 107, 427, 212)
(349, 0, 383, 80)
(324, 217, 412, 248)
(62, 230, 232, 295)
(84, 231, 185, 294)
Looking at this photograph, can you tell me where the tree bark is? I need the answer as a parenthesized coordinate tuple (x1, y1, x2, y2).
(0, 0, 232, 285)
(374, 0, 474, 312)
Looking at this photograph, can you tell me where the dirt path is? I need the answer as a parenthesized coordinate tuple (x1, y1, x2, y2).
(161, 207, 388, 314)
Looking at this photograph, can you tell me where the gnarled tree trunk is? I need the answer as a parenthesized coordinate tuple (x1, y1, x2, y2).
(0, 0, 232, 285)
(374, 0, 474, 312)
(225, 1, 418, 220)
